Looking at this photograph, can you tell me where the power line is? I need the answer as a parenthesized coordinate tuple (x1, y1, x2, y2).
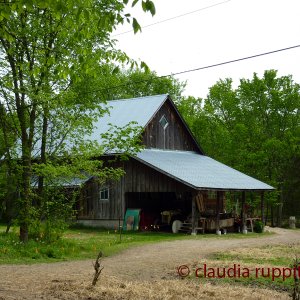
(113, 0, 231, 37)
(90, 44, 300, 96)
(165, 44, 300, 77)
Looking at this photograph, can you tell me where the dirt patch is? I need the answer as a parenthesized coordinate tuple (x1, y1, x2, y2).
(0, 228, 299, 299)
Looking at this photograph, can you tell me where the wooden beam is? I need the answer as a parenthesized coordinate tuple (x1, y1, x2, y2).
(216, 191, 221, 233)
(191, 193, 196, 235)
(241, 191, 246, 233)
(261, 191, 265, 224)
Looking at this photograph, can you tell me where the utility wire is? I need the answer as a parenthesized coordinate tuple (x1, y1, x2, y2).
(89, 44, 300, 95)
(166, 44, 300, 77)
(113, 0, 231, 37)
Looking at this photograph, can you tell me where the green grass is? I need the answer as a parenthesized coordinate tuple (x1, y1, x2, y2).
(0, 226, 182, 264)
(0, 224, 272, 264)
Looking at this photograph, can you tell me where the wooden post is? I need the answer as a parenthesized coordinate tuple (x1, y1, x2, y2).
(241, 191, 247, 233)
(216, 191, 221, 234)
(191, 193, 196, 235)
(292, 257, 299, 300)
(260, 191, 265, 224)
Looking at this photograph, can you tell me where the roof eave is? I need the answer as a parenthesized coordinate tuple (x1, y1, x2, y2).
(132, 155, 275, 192)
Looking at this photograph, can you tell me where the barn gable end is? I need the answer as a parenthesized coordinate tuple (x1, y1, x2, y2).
(142, 98, 203, 153)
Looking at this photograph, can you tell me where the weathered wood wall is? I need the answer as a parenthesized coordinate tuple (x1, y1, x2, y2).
(142, 99, 201, 152)
(78, 158, 193, 220)
(78, 98, 202, 221)
(124, 158, 191, 194)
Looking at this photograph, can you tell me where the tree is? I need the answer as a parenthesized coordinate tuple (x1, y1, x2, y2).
(0, 0, 155, 242)
(177, 70, 300, 220)
(75, 63, 185, 101)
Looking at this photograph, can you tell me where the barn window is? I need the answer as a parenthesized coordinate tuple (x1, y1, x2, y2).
(159, 115, 169, 129)
(99, 187, 109, 201)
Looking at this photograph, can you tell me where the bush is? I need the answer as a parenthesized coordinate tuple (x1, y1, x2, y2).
(29, 219, 70, 243)
(253, 220, 264, 233)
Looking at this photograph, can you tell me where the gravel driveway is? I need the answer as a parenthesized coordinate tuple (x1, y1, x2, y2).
(0, 227, 299, 299)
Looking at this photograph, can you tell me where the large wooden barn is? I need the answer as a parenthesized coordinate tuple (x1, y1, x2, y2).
(76, 94, 274, 234)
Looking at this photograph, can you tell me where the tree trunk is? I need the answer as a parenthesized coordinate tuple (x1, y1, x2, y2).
(271, 204, 275, 227)
(19, 151, 32, 243)
(19, 221, 29, 242)
(37, 109, 48, 207)
(265, 201, 269, 226)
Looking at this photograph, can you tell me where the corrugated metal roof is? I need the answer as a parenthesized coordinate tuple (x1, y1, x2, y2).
(31, 174, 92, 188)
(89, 94, 168, 142)
(20, 94, 168, 158)
(135, 149, 274, 191)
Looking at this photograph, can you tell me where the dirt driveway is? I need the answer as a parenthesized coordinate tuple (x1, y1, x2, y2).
(0, 228, 299, 299)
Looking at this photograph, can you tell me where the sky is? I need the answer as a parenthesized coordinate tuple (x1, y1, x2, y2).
(113, 0, 300, 99)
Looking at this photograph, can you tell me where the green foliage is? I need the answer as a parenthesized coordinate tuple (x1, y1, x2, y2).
(28, 191, 76, 242)
(142, 0, 156, 15)
(0, 224, 273, 264)
(0, 225, 188, 264)
(77, 64, 185, 102)
(0, 0, 157, 242)
(253, 220, 264, 233)
(177, 70, 300, 216)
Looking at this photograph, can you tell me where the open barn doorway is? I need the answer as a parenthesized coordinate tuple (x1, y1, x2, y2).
(125, 192, 191, 231)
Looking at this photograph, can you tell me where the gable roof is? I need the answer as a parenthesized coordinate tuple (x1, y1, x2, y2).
(89, 94, 168, 142)
(7, 94, 201, 158)
(135, 149, 274, 191)
(90, 94, 203, 154)
(15, 94, 168, 158)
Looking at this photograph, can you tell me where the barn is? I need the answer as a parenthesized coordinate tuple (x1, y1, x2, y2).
(76, 94, 274, 234)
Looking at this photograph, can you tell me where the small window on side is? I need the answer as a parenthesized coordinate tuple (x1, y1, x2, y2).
(99, 187, 109, 201)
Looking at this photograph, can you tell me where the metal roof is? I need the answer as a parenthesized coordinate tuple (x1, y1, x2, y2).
(89, 94, 168, 142)
(135, 149, 274, 191)
(31, 174, 92, 188)
(15, 94, 168, 159)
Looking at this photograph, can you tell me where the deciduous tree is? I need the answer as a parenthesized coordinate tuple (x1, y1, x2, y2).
(0, 0, 155, 242)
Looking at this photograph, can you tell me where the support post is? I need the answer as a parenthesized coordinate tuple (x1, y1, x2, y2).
(241, 191, 247, 233)
(260, 191, 265, 224)
(216, 191, 221, 234)
(191, 193, 196, 235)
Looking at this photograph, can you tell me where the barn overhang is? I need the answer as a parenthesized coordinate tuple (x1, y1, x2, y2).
(133, 149, 275, 192)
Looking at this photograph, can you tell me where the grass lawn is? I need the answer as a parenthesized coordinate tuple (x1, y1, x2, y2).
(0, 224, 273, 264)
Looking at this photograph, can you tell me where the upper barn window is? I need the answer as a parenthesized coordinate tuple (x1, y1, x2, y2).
(159, 115, 169, 129)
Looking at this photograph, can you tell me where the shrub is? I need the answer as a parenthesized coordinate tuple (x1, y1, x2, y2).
(253, 220, 264, 233)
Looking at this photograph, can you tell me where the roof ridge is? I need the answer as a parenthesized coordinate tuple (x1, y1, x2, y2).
(142, 148, 199, 154)
(108, 94, 168, 103)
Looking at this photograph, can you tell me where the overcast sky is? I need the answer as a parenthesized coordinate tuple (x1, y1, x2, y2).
(113, 0, 300, 99)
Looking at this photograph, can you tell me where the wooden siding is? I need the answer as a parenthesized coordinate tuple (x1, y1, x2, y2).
(142, 99, 200, 152)
(124, 158, 191, 194)
(78, 98, 203, 221)
(78, 158, 193, 220)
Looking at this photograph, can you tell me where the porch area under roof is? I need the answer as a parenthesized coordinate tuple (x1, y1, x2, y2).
(133, 148, 274, 234)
